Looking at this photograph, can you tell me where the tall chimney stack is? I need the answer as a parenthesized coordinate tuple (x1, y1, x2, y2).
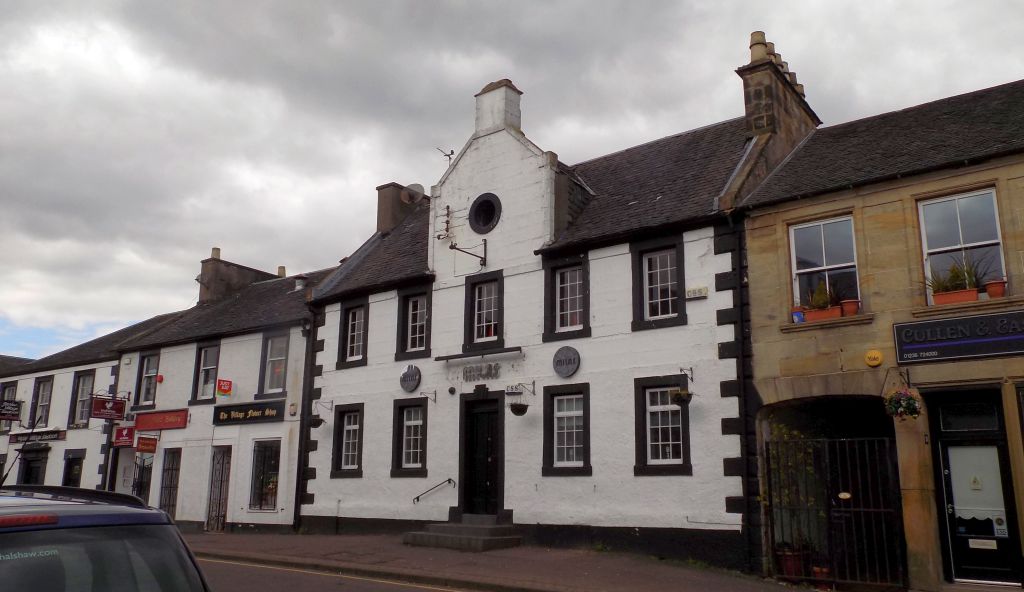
(474, 79, 522, 133)
(197, 248, 277, 304)
(736, 31, 820, 137)
(376, 182, 424, 234)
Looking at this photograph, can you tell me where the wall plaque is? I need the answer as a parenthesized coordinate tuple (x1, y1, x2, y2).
(213, 400, 286, 426)
(463, 363, 500, 382)
(894, 310, 1024, 364)
(134, 409, 189, 431)
(553, 346, 581, 378)
(400, 365, 422, 393)
(9, 430, 66, 444)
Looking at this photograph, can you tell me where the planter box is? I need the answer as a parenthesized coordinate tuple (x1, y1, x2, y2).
(932, 288, 978, 306)
(804, 306, 842, 322)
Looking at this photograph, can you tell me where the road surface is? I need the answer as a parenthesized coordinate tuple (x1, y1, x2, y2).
(198, 557, 468, 592)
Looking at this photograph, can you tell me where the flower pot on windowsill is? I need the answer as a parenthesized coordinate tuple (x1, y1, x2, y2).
(803, 306, 842, 322)
(984, 279, 1007, 299)
(840, 299, 860, 316)
(932, 288, 978, 306)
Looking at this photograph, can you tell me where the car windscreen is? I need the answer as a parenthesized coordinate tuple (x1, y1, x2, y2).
(0, 523, 206, 591)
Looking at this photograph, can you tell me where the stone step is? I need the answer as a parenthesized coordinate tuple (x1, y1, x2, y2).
(460, 513, 498, 525)
(402, 531, 522, 552)
(424, 522, 518, 537)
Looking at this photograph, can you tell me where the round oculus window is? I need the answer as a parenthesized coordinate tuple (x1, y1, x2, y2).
(468, 193, 501, 234)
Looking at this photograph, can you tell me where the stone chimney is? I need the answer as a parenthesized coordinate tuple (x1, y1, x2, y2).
(474, 79, 522, 133)
(376, 182, 426, 234)
(197, 247, 277, 304)
(736, 31, 820, 137)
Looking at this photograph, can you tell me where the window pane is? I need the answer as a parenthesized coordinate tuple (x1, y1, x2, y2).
(928, 250, 964, 280)
(269, 336, 287, 359)
(922, 198, 960, 249)
(958, 193, 999, 244)
(822, 219, 854, 266)
(965, 245, 1004, 283)
(796, 271, 826, 307)
(827, 268, 859, 301)
(266, 360, 286, 391)
(793, 224, 824, 270)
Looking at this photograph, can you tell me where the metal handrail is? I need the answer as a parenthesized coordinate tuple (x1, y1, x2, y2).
(413, 478, 455, 504)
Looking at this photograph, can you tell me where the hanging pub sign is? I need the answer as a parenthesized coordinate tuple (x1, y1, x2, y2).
(134, 409, 188, 431)
(552, 346, 581, 378)
(90, 396, 127, 420)
(136, 436, 159, 454)
(400, 365, 422, 393)
(112, 426, 135, 447)
(10, 430, 66, 444)
(0, 399, 21, 421)
(213, 400, 286, 426)
(894, 309, 1024, 364)
(216, 379, 233, 397)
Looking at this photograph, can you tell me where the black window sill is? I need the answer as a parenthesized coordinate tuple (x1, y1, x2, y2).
(633, 463, 693, 477)
(254, 392, 287, 401)
(336, 357, 368, 370)
(188, 398, 216, 406)
(330, 469, 363, 479)
(130, 404, 155, 412)
(542, 466, 593, 477)
(395, 349, 431, 362)
(542, 327, 592, 343)
(390, 468, 428, 478)
(436, 346, 522, 362)
(631, 314, 687, 332)
(461, 337, 505, 354)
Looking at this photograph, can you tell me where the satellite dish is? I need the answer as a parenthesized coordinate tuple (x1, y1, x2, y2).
(401, 183, 426, 204)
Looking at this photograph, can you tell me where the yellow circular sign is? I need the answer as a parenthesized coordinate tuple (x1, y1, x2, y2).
(865, 350, 883, 367)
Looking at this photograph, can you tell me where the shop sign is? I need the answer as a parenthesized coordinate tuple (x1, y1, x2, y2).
(0, 399, 21, 421)
(9, 430, 66, 444)
(463, 363, 500, 382)
(134, 409, 188, 431)
(216, 379, 233, 397)
(894, 310, 1024, 364)
(552, 346, 581, 378)
(136, 436, 158, 454)
(112, 426, 135, 447)
(213, 400, 286, 426)
(90, 396, 126, 420)
(400, 365, 421, 393)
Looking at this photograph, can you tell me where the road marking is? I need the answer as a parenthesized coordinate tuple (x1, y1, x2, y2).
(197, 557, 467, 591)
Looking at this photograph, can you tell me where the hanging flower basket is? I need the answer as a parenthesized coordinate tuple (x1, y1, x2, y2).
(884, 387, 922, 421)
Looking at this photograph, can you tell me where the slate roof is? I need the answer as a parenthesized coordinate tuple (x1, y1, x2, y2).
(0, 355, 33, 375)
(312, 200, 433, 304)
(0, 313, 182, 379)
(546, 117, 750, 250)
(118, 267, 336, 351)
(742, 78, 1024, 208)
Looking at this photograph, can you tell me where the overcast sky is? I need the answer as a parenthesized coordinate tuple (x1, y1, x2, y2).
(1, 1, 1021, 358)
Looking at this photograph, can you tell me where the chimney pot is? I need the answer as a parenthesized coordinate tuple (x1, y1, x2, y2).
(788, 72, 798, 85)
(780, 61, 790, 74)
(795, 83, 806, 97)
(277, 266, 286, 277)
(749, 31, 768, 63)
(211, 247, 221, 259)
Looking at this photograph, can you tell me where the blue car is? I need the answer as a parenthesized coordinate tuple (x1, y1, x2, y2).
(0, 485, 210, 591)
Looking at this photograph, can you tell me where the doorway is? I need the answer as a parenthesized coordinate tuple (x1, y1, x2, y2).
(461, 394, 502, 516)
(132, 453, 153, 502)
(61, 450, 85, 487)
(18, 450, 48, 485)
(930, 392, 1021, 584)
(206, 446, 232, 532)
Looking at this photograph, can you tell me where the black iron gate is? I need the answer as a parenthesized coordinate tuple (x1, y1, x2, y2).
(206, 446, 231, 532)
(132, 455, 153, 502)
(765, 438, 906, 588)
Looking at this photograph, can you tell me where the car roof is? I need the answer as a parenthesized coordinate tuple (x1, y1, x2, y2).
(0, 486, 172, 531)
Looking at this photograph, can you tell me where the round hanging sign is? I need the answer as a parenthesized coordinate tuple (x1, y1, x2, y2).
(552, 346, 581, 378)
(400, 365, 422, 393)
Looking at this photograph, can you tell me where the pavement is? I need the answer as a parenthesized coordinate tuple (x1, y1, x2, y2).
(183, 532, 793, 592)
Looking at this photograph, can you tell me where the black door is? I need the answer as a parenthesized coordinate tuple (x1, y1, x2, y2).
(932, 393, 1021, 584)
(19, 453, 47, 485)
(464, 401, 500, 515)
(132, 454, 153, 502)
(207, 446, 231, 531)
(62, 456, 83, 487)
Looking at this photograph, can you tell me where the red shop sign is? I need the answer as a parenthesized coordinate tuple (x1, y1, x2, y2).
(134, 409, 188, 431)
(112, 426, 135, 447)
(90, 396, 127, 420)
(136, 436, 159, 454)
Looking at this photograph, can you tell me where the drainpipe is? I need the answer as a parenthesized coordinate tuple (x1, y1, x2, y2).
(292, 307, 317, 531)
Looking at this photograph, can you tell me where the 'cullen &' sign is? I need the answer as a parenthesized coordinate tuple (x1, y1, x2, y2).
(894, 310, 1024, 364)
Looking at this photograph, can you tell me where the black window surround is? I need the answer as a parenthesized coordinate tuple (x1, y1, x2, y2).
(630, 236, 687, 331)
(61, 448, 86, 487)
(462, 269, 505, 353)
(67, 369, 96, 429)
(331, 403, 364, 478)
(29, 376, 54, 428)
(542, 383, 592, 477)
(1, 381, 19, 434)
(336, 297, 370, 370)
(395, 286, 432, 361)
(633, 374, 692, 476)
(468, 192, 502, 234)
(255, 331, 289, 400)
(189, 340, 220, 406)
(542, 255, 592, 342)
(132, 351, 160, 409)
(391, 397, 428, 478)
